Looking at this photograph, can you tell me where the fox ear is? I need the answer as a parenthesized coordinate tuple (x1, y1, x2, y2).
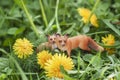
(64, 34, 69, 38)
(46, 34, 50, 38)
(55, 33, 61, 37)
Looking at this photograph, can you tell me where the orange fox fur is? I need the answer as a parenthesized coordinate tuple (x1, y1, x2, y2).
(56, 34, 104, 57)
(36, 34, 57, 52)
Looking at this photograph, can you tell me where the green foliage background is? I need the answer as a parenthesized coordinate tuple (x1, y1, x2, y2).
(0, 0, 120, 80)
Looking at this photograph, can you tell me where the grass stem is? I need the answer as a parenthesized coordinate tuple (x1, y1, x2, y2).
(55, 0, 61, 34)
(39, 0, 48, 27)
(87, 0, 100, 26)
(20, 0, 39, 37)
(0, 49, 28, 80)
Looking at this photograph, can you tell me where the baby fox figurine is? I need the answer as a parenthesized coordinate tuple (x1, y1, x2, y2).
(55, 34, 104, 57)
(36, 34, 57, 52)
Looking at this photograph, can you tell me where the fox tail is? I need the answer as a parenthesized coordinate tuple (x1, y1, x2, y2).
(88, 37, 104, 52)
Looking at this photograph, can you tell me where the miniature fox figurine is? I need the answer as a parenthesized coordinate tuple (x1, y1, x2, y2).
(55, 34, 104, 57)
(36, 34, 57, 52)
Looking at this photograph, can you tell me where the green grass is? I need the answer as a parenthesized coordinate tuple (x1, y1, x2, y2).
(0, 0, 120, 80)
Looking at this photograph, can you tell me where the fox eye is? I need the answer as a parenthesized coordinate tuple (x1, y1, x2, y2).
(59, 40, 62, 43)
(50, 38, 52, 40)
(64, 40, 66, 43)
(54, 38, 56, 40)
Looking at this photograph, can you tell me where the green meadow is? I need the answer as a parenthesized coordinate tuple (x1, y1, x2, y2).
(0, 0, 120, 80)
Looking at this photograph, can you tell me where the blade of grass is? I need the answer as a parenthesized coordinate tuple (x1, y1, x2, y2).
(44, 16, 55, 33)
(103, 19, 120, 36)
(108, 56, 115, 64)
(39, 0, 48, 27)
(89, 52, 102, 68)
(77, 52, 80, 73)
(89, 0, 100, 19)
(44, 0, 61, 34)
(11, 72, 40, 80)
(18, 0, 39, 37)
(87, 31, 109, 36)
(55, 0, 61, 33)
(80, 52, 102, 77)
(0, 49, 28, 80)
(0, 8, 6, 29)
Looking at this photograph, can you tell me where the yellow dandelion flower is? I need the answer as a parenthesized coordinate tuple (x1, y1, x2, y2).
(13, 38, 33, 59)
(102, 34, 115, 46)
(37, 50, 52, 68)
(106, 48, 115, 55)
(44, 54, 74, 78)
(109, 77, 116, 80)
(77, 8, 98, 27)
(102, 34, 115, 54)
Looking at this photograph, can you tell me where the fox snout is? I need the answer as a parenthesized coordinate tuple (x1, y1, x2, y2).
(49, 38, 56, 44)
(60, 41, 66, 47)
(61, 43, 65, 47)
(52, 41, 55, 44)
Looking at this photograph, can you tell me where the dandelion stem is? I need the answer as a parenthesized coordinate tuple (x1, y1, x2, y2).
(20, 0, 39, 37)
(88, 0, 100, 24)
(55, 0, 61, 34)
(39, 0, 48, 27)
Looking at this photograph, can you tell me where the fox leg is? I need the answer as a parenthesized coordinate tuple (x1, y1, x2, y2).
(67, 49, 71, 57)
(79, 46, 91, 51)
(79, 42, 91, 51)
